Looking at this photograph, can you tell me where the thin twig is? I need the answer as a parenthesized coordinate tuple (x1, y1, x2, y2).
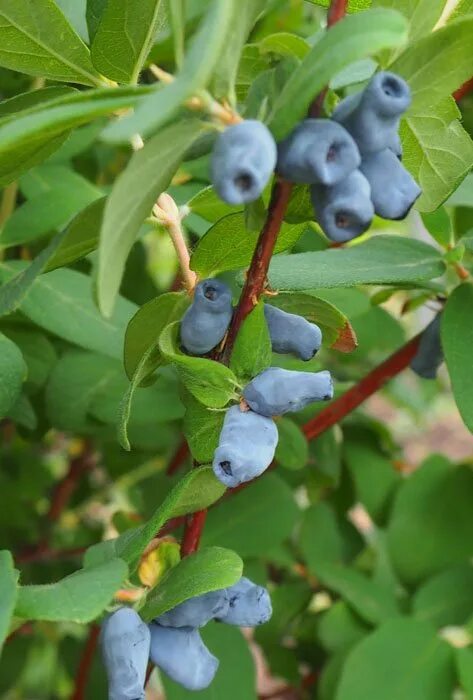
(166, 439, 190, 475)
(153, 193, 197, 295)
(71, 625, 100, 700)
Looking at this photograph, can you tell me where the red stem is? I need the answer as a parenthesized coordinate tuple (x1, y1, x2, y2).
(71, 624, 100, 700)
(180, 509, 208, 557)
(454, 76, 473, 102)
(303, 333, 421, 440)
(166, 439, 190, 475)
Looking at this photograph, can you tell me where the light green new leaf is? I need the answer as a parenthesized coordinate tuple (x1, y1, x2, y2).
(0, 0, 104, 86)
(337, 619, 455, 700)
(391, 17, 473, 111)
(15, 559, 128, 623)
(167, 0, 186, 68)
(450, 0, 473, 20)
(85, 466, 226, 570)
(91, 0, 165, 83)
(86, 0, 107, 42)
(401, 98, 473, 212)
(102, 0, 238, 141)
(0, 86, 151, 186)
(267, 292, 357, 352)
(160, 322, 238, 408)
(268, 8, 408, 139)
(0, 333, 26, 419)
(230, 303, 272, 383)
(275, 418, 309, 470)
(0, 264, 137, 361)
(442, 283, 473, 432)
(140, 547, 243, 622)
(0, 551, 18, 652)
(191, 213, 306, 278)
(188, 186, 241, 223)
(124, 293, 189, 380)
(97, 119, 203, 317)
(267, 236, 445, 291)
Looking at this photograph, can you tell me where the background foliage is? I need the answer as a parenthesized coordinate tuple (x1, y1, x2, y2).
(0, 0, 472, 698)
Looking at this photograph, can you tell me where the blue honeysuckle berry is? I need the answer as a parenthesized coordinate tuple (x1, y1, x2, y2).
(276, 118, 361, 185)
(311, 169, 374, 243)
(410, 314, 444, 380)
(217, 577, 272, 627)
(360, 148, 421, 220)
(210, 120, 277, 205)
(101, 607, 150, 700)
(264, 304, 322, 360)
(180, 278, 233, 355)
(332, 71, 411, 154)
(243, 367, 333, 417)
(156, 589, 230, 629)
(212, 404, 278, 488)
(149, 624, 219, 691)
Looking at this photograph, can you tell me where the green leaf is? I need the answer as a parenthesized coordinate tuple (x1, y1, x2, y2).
(413, 564, 473, 628)
(268, 9, 408, 140)
(442, 284, 473, 432)
(259, 32, 310, 60)
(140, 546, 242, 621)
(344, 442, 400, 524)
(0, 0, 104, 86)
(0, 86, 151, 186)
(317, 564, 400, 625)
(210, 0, 267, 101)
(446, 173, 473, 208)
(0, 264, 136, 360)
(387, 456, 473, 585)
(337, 619, 455, 700)
(230, 303, 272, 383)
(162, 623, 256, 700)
(456, 647, 473, 697)
(191, 213, 306, 278)
(86, 0, 107, 41)
(202, 473, 299, 558)
(299, 504, 346, 572)
(317, 601, 369, 654)
(275, 418, 309, 470)
(267, 236, 445, 291)
(3, 329, 56, 395)
(124, 293, 189, 380)
(15, 559, 128, 623)
(0, 172, 103, 248)
(0, 333, 26, 419)
(85, 467, 226, 570)
(159, 322, 238, 408)
(373, 0, 444, 38)
(391, 17, 473, 111)
(421, 208, 452, 248)
(183, 389, 225, 464)
(306, 0, 370, 9)
(44, 197, 106, 272)
(97, 119, 203, 318)
(400, 97, 473, 212)
(0, 551, 18, 652)
(267, 292, 357, 352)
(187, 186, 242, 222)
(102, 0, 238, 141)
(91, 0, 165, 84)
(167, 0, 185, 69)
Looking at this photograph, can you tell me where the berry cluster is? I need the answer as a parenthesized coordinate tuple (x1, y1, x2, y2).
(181, 279, 331, 488)
(101, 577, 271, 696)
(211, 71, 420, 242)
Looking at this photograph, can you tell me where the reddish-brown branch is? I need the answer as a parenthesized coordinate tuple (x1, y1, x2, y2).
(47, 442, 96, 524)
(303, 333, 421, 440)
(454, 77, 473, 102)
(16, 546, 86, 564)
(180, 509, 208, 557)
(166, 439, 190, 475)
(71, 624, 100, 700)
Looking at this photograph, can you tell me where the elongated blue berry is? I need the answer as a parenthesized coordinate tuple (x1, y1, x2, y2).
(156, 590, 229, 628)
(410, 314, 444, 379)
(101, 608, 150, 700)
(360, 148, 421, 220)
(217, 577, 272, 627)
(211, 120, 277, 204)
(180, 279, 233, 355)
(243, 367, 333, 417)
(276, 119, 360, 185)
(332, 72, 411, 154)
(264, 304, 322, 360)
(149, 624, 219, 691)
(212, 405, 278, 488)
(311, 169, 374, 243)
